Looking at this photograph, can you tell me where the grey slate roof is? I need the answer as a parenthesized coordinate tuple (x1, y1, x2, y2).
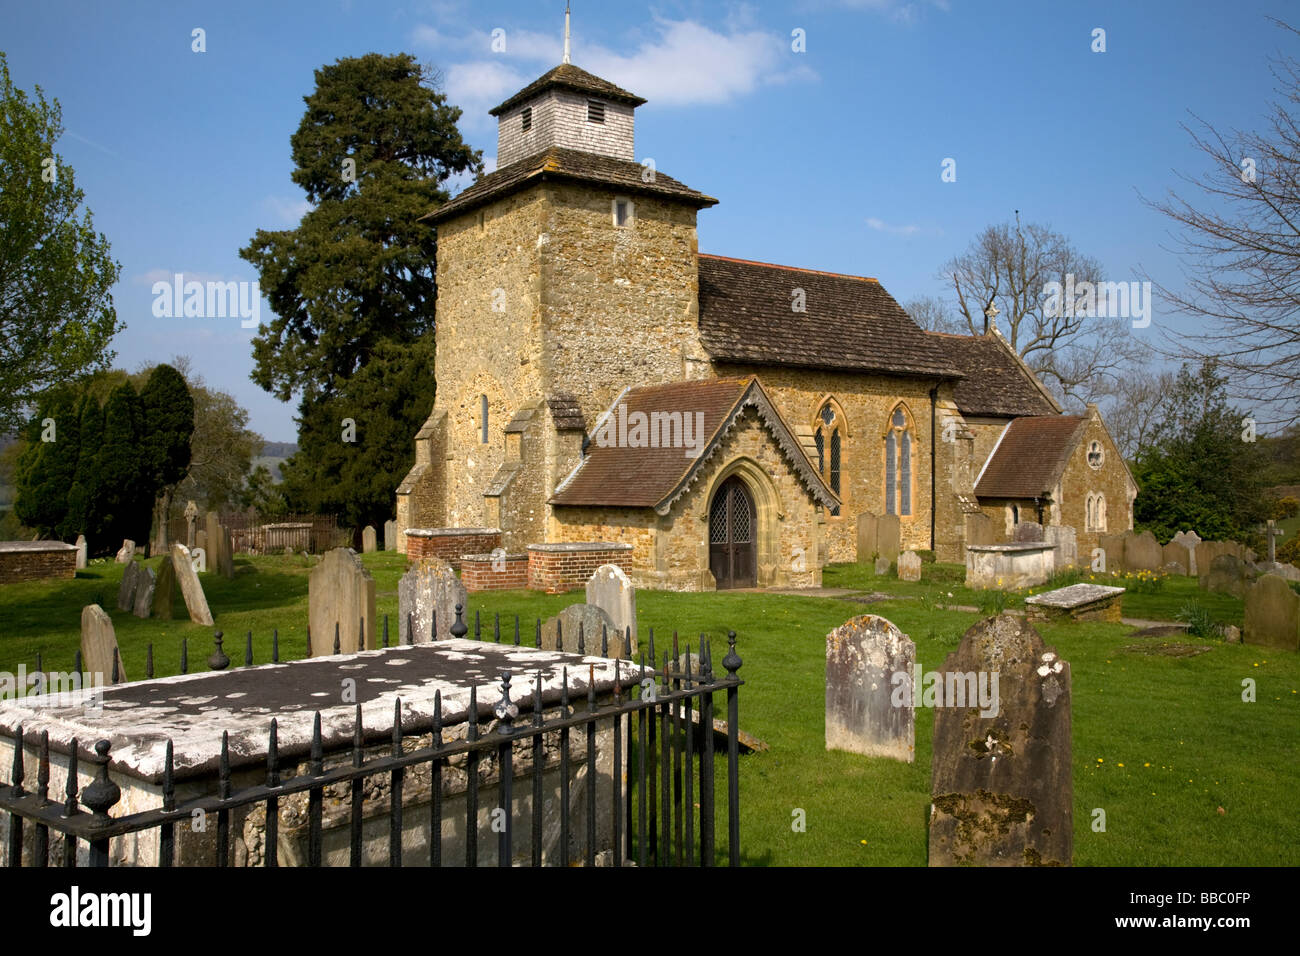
(490, 63, 647, 116)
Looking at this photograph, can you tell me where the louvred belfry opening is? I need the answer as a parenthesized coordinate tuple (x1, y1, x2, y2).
(709, 476, 756, 589)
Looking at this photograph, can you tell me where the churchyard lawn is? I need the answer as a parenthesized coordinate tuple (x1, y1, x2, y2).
(0, 553, 1295, 866)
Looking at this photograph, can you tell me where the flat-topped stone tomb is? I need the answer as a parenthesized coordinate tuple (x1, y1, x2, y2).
(1025, 583, 1125, 623)
(965, 542, 1055, 590)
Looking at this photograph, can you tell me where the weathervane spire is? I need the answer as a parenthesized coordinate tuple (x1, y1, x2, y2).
(563, 2, 571, 64)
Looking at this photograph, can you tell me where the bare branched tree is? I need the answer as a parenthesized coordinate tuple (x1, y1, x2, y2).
(1141, 18, 1300, 428)
(903, 294, 967, 334)
(938, 214, 1149, 407)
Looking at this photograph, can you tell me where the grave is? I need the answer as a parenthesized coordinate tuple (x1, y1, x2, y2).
(965, 543, 1054, 590)
(132, 566, 156, 619)
(75, 535, 87, 570)
(115, 540, 135, 564)
(117, 561, 141, 612)
(897, 550, 922, 582)
(362, 525, 378, 554)
(170, 543, 214, 626)
(384, 519, 398, 552)
(1123, 530, 1163, 572)
(1171, 530, 1201, 574)
(929, 614, 1072, 867)
(1207, 553, 1255, 599)
(81, 604, 125, 684)
(184, 500, 199, 549)
(540, 604, 626, 658)
(1044, 525, 1077, 569)
(824, 614, 915, 762)
(0, 541, 78, 584)
(857, 512, 900, 566)
(1161, 541, 1191, 576)
(398, 559, 467, 643)
(1243, 574, 1299, 651)
(1098, 533, 1127, 572)
(874, 557, 891, 576)
(308, 548, 377, 655)
(586, 564, 638, 656)
(206, 512, 234, 579)
(1024, 583, 1125, 623)
(1012, 521, 1043, 542)
(153, 556, 176, 620)
(965, 512, 994, 547)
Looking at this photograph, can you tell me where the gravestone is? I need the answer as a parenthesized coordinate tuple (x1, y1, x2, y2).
(874, 557, 891, 576)
(965, 512, 994, 547)
(116, 561, 141, 611)
(1124, 530, 1163, 572)
(195, 529, 208, 556)
(929, 614, 1072, 867)
(171, 543, 214, 626)
(1258, 560, 1300, 583)
(1264, 520, 1284, 565)
(898, 550, 922, 582)
(184, 500, 199, 549)
(383, 519, 397, 552)
(1243, 575, 1299, 651)
(1044, 525, 1077, 569)
(153, 555, 176, 620)
(398, 559, 467, 643)
(1012, 521, 1043, 543)
(540, 604, 626, 658)
(81, 604, 125, 684)
(206, 512, 234, 579)
(586, 564, 638, 655)
(362, 525, 378, 554)
(857, 513, 880, 564)
(1171, 531, 1202, 574)
(115, 539, 135, 564)
(824, 614, 915, 762)
(309, 548, 377, 655)
(1161, 541, 1190, 576)
(132, 566, 156, 619)
(1098, 533, 1127, 572)
(878, 515, 901, 564)
(1207, 553, 1255, 599)
(75, 534, 87, 570)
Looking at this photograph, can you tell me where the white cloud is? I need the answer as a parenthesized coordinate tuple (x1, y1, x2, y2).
(866, 217, 924, 237)
(810, 0, 951, 25)
(263, 195, 313, 224)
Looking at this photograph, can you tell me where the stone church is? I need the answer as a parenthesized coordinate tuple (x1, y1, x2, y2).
(395, 61, 1137, 590)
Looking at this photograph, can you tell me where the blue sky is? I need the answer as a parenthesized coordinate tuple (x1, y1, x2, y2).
(3, 0, 1293, 440)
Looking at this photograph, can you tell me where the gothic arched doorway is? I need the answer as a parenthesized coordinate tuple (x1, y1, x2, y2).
(709, 475, 757, 589)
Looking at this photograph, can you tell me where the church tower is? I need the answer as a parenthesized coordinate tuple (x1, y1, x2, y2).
(396, 47, 718, 551)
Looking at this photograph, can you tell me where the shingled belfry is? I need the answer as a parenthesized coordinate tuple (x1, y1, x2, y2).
(395, 58, 1136, 590)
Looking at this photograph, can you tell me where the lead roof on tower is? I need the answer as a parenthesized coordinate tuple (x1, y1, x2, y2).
(489, 63, 647, 117)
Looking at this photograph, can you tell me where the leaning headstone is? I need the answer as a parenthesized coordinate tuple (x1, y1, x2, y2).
(184, 500, 199, 549)
(383, 519, 397, 552)
(1207, 553, 1255, 599)
(857, 512, 880, 564)
(1098, 533, 1127, 572)
(1172, 531, 1201, 574)
(75, 534, 87, 570)
(398, 559, 467, 643)
(1243, 574, 1300, 651)
(1161, 541, 1191, 576)
(115, 539, 135, 564)
(362, 525, 378, 554)
(965, 512, 994, 547)
(1124, 530, 1163, 572)
(929, 614, 1072, 867)
(170, 543, 214, 626)
(153, 555, 176, 620)
(131, 566, 156, 619)
(898, 550, 922, 582)
(117, 561, 141, 611)
(81, 604, 126, 684)
(1044, 525, 1077, 569)
(586, 564, 638, 655)
(309, 548, 377, 655)
(1013, 521, 1043, 543)
(825, 614, 915, 762)
(877, 514, 901, 565)
(540, 604, 625, 658)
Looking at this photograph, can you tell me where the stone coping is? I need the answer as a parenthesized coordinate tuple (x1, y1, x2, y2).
(526, 542, 633, 553)
(1025, 583, 1125, 608)
(461, 552, 526, 561)
(0, 541, 78, 553)
(405, 527, 500, 537)
(0, 640, 635, 785)
(966, 543, 1055, 553)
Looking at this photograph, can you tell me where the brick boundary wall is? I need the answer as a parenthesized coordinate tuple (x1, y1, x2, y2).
(460, 553, 529, 592)
(526, 542, 634, 594)
(0, 543, 78, 584)
(405, 528, 502, 570)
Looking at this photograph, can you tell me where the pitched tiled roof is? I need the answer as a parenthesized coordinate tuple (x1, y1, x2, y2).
(927, 332, 1060, 417)
(697, 256, 961, 379)
(975, 416, 1087, 499)
(423, 147, 717, 225)
(550, 377, 836, 513)
(490, 63, 647, 117)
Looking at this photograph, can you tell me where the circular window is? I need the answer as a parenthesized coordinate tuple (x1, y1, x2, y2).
(1087, 441, 1104, 470)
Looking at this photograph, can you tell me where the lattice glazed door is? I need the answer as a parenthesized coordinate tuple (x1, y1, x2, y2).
(708, 476, 757, 589)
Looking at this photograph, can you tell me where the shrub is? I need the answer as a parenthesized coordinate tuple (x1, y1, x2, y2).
(1176, 601, 1218, 638)
(977, 589, 1011, 615)
(1271, 496, 1299, 520)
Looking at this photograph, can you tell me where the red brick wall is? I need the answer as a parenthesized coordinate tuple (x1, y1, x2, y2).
(461, 554, 529, 592)
(526, 546, 632, 594)
(0, 548, 77, 584)
(405, 530, 501, 569)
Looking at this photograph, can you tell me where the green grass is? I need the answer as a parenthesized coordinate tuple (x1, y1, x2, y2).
(0, 553, 1295, 866)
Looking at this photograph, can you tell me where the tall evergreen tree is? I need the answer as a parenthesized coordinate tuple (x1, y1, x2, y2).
(13, 388, 79, 537)
(96, 382, 150, 549)
(139, 363, 195, 549)
(64, 393, 104, 548)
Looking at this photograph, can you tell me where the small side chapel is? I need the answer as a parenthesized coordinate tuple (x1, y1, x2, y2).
(395, 57, 1137, 590)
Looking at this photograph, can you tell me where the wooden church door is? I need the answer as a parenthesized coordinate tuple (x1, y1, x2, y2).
(709, 476, 757, 589)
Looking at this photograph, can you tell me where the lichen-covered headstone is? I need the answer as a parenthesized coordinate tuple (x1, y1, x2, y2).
(171, 543, 214, 626)
(398, 559, 467, 643)
(585, 564, 638, 656)
(1161, 541, 1190, 575)
(81, 604, 125, 684)
(153, 555, 176, 620)
(383, 519, 397, 552)
(898, 550, 922, 582)
(1244, 574, 1300, 651)
(929, 614, 1072, 867)
(1124, 530, 1163, 572)
(117, 561, 141, 611)
(75, 534, 87, 570)
(540, 604, 624, 658)
(309, 548, 377, 655)
(362, 525, 377, 553)
(1013, 521, 1043, 543)
(825, 614, 915, 762)
(132, 566, 156, 619)
(1207, 553, 1254, 598)
(115, 539, 135, 564)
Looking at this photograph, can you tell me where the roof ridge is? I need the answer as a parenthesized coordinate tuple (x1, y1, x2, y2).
(700, 253, 879, 283)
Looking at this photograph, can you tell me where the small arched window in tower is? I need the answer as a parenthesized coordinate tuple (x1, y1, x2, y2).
(884, 405, 913, 517)
(1088, 440, 1104, 470)
(814, 401, 844, 516)
(480, 394, 489, 444)
(587, 100, 605, 123)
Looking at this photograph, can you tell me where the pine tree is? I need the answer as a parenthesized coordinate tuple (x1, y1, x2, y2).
(96, 382, 149, 549)
(63, 393, 103, 548)
(139, 363, 195, 549)
(13, 388, 79, 537)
